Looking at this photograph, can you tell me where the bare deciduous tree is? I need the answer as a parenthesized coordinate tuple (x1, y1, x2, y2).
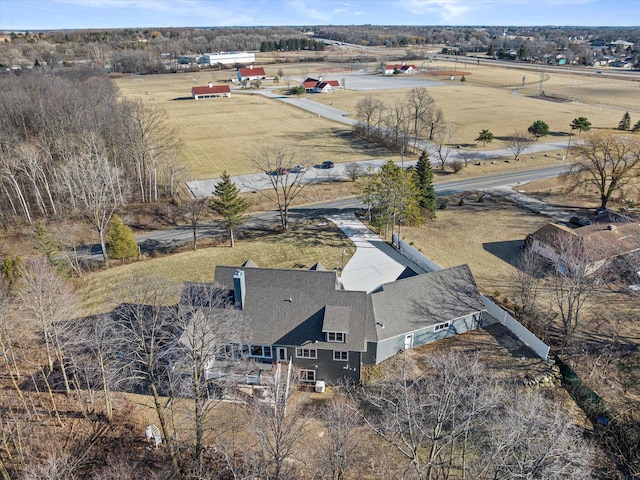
(171, 283, 243, 476)
(182, 197, 210, 250)
(344, 162, 364, 182)
(60, 133, 125, 269)
(512, 245, 545, 329)
(506, 130, 534, 161)
(17, 257, 79, 395)
(109, 275, 183, 479)
(250, 374, 311, 480)
(250, 145, 312, 231)
(406, 87, 436, 149)
(354, 95, 385, 137)
(564, 133, 640, 209)
(431, 122, 457, 170)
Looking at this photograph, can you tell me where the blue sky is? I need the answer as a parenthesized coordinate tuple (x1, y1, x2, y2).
(1, 0, 639, 30)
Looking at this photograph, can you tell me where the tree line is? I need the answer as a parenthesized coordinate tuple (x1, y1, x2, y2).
(0, 68, 183, 266)
(260, 37, 325, 52)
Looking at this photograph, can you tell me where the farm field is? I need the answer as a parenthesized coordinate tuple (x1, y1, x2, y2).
(115, 59, 640, 181)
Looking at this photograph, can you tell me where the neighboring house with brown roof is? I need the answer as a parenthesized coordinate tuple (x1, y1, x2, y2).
(381, 63, 418, 74)
(528, 221, 640, 275)
(180, 262, 486, 384)
(191, 83, 231, 99)
(237, 65, 266, 81)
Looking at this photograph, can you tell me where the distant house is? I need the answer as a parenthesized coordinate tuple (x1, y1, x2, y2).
(191, 83, 231, 99)
(237, 65, 266, 81)
(180, 261, 486, 384)
(381, 63, 417, 75)
(528, 220, 640, 275)
(302, 77, 340, 93)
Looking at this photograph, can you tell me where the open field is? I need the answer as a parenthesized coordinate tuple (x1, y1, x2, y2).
(114, 59, 640, 180)
(76, 220, 354, 315)
(115, 75, 388, 179)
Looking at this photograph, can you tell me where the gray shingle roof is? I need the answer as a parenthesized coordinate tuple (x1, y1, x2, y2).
(213, 266, 370, 352)
(322, 305, 352, 333)
(186, 263, 485, 353)
(370, 264, 485, 341)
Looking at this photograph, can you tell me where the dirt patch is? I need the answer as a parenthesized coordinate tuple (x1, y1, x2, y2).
(424, 69, 471, 77)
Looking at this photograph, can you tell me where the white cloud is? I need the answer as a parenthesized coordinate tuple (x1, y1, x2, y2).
(403, 0, 470, 21)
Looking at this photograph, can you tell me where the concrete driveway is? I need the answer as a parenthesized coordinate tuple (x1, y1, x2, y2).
(326, 212, 427, 292)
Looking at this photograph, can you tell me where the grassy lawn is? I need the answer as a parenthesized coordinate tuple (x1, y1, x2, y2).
(76, 220, 354, 315)
(401, 193, 549, 295)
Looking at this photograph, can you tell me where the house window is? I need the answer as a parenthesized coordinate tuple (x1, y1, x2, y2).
(249, 345, 272, 358)
(333, 351, 349, 361)
(327, 332, 346, 343)
(295, 348, 317, 359)
(434, 322, 450, 332)
(299, 369, 316, 383)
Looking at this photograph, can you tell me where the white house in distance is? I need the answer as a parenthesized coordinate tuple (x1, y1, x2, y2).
(381, 62, 418, 74)
(237, 66, 266, 81)
(303, 77, 340, 93)
(201, 52, 255, 66)
(191, 83, 231, 99)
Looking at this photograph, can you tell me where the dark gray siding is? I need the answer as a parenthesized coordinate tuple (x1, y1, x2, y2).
(362, 342, 377, 366)
(290, 349, 360, 383)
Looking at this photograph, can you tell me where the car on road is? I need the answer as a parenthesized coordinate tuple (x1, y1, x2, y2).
(321, 161, 334, 169)
(290, 165, 305, 173)
(267, 167, 288, 176)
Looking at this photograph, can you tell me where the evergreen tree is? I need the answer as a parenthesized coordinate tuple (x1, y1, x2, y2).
(570, 117, 591, 133)
(360, 160, 422, 238)
(414, 150, 437, 219)
(632, 119, 640, 133)
(34, 221, 70, 274)
(487, 44, 495, 57)
(210, 172, 248, 247)
(618, 111, 631, 130)
(475, 129, 494, 146)
(34, 221, 59, 263)
(528, 120, 550, 139)
(106, 214, 138, 261)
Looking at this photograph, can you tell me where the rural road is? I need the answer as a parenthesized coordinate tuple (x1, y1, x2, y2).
(79, 165, 569, 261)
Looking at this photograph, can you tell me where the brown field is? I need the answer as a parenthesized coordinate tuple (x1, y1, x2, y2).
(401, 193, 549, 294)
(114, 59, 640, 180)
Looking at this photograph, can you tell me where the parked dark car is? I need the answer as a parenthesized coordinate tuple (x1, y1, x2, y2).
(322, 161, 334, 169)
(267, 167, 288, 176)
(290, 164, 305, 173)
(569, 216, 592, 227)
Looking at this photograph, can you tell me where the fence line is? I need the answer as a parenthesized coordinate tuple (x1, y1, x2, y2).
(392, 234, 550, 360)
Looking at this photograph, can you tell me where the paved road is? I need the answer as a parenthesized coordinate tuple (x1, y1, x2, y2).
(154, 165, 570, 251)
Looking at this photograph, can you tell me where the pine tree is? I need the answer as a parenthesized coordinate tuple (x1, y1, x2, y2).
(34, 221, 70, 274)
(106, 214, 138, 261)
(413, 150, 437, 219)
(633, 119, 640, 133)
(618, 111, 631, 130)
(210, 172, 249, 247)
